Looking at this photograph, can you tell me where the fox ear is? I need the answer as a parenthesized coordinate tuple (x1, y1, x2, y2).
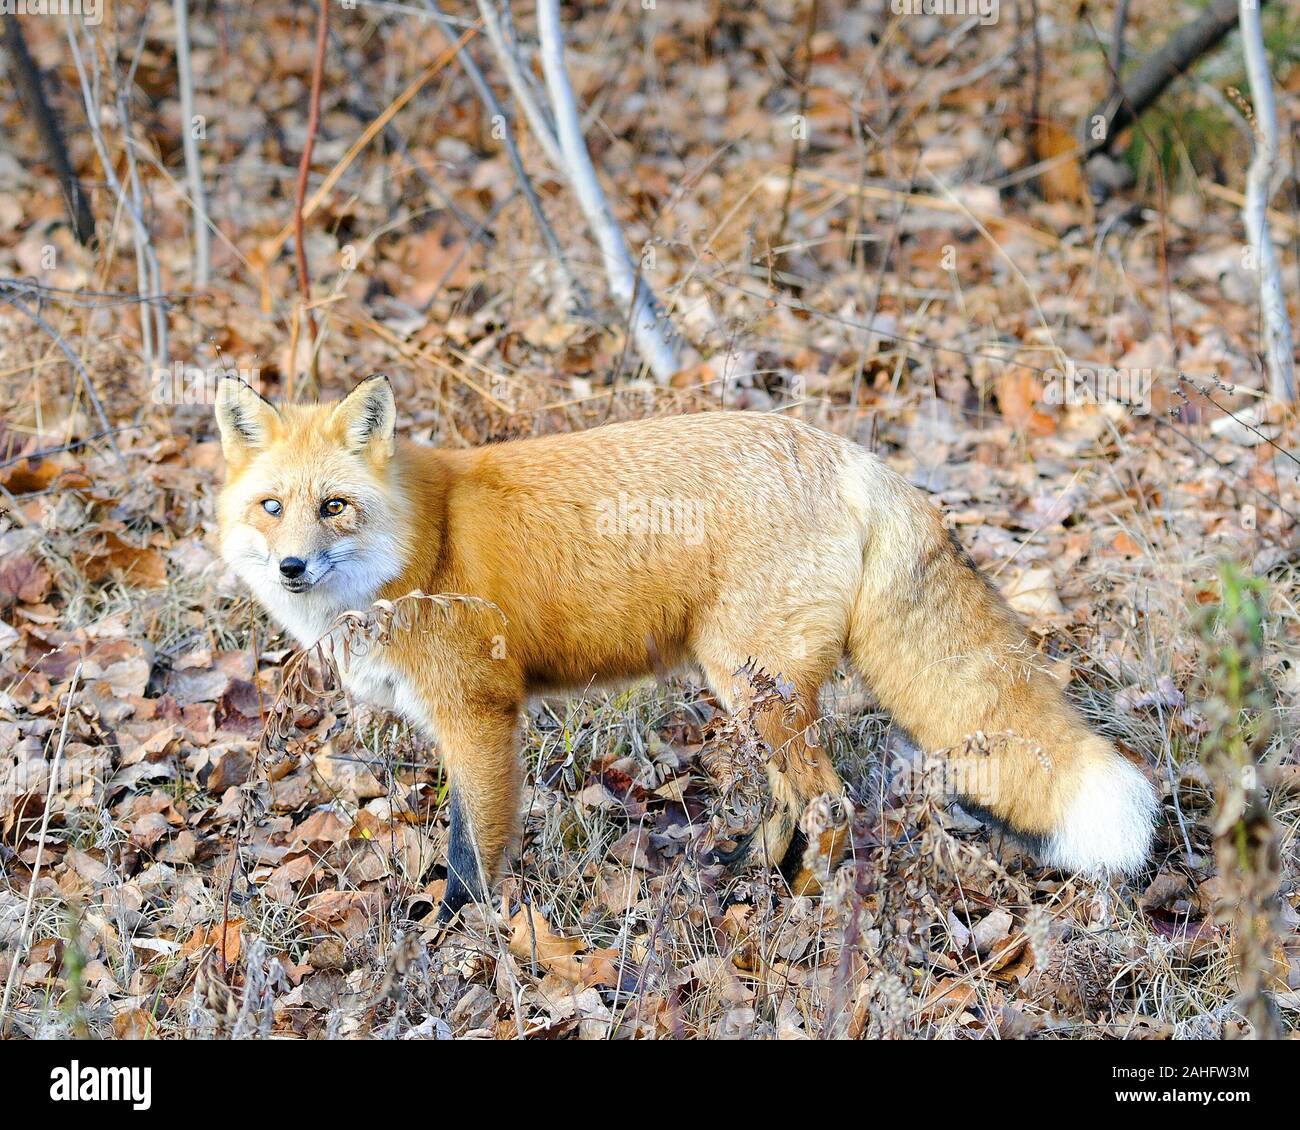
(215, 377, 281, 466)
(331, 374, 396, 462)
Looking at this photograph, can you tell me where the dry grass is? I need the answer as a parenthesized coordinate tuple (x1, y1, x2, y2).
(1, 0, 1298, 1040)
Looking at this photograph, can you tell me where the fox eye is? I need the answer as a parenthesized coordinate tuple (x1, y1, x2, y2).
(261, 499, 282, 517)
(320, 498, 347, 518)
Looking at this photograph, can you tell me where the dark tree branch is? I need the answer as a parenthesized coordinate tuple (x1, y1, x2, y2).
(1, 17, 95, 244)
(1084, 0, 1268, 155)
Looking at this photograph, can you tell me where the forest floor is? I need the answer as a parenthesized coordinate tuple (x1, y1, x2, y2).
(1, 1, 1298, 1038)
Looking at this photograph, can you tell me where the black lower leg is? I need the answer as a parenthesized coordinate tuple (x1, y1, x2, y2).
(438, 786, 484, 922)
(778, 826, 809, 885)
(712, 827, 756, 866)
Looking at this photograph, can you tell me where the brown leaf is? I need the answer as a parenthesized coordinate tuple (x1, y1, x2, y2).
(182, 918, 244, 966)
(208, 748, 252, 793)
(508, 905, 619, 988)
(0, 552, 51, 607)
(917, 978, 978, 1020)
(129, 811, 172, 850)
(113, 1008, 160, 1040)
(994, 368, 1055, 436)
(971, 909, 1014, 955)
(78, 529, 168, 589)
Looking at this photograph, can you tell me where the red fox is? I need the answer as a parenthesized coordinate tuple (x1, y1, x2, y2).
(215, 375, 1157, 919)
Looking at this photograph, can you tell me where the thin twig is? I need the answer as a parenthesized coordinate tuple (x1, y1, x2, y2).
(535, 0, 686, 382)
(422, 0, 591, 315)
(772, 0, 818, 258)
(173, 0, 211, 286)
(293, 0, 331, 357)
(1081, 14, 1177, 359)
(1, 291, 123, 463)
(0, 426, 142, 472)
(0, 663, 82, 1036)
(329, 24, 479, 236)
(115, 21, 169, 365)
(1239, 0, 1296, 401)
(65, 16, 165, 368)
(473, 0, 563, 170)
(258, 25, 478, 264)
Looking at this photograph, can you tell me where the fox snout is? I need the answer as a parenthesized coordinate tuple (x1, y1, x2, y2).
(277, 553, 314, 591)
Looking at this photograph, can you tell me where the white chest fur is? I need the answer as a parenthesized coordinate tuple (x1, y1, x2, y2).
(252, 584, 431, 734)
(334, 647, 428, 729)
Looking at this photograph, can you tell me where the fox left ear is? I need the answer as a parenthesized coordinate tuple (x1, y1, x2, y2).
(331, 374, 396, 462)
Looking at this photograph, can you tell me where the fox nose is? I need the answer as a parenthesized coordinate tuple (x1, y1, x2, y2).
(279, 557, 307, 579)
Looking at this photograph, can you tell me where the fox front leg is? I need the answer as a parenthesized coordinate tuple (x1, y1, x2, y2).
(431, 702, 523, 923)
(438, 786, 486, 922)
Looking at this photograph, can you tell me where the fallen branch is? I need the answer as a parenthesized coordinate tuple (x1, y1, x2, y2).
(1, 17, 94, 245)
(535, 0, 685, 382)
(1083, 0, 1268, 155)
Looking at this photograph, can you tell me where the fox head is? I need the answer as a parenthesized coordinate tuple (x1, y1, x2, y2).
(214, 375, 407, 644)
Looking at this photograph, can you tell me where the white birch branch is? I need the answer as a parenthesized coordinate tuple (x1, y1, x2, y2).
(474, 0, 564, 171)
(420, 0, 590, 314)
(174, 0, 210, 286)
(1239, 0, 1295, 401)
(536, 0, 685, 382)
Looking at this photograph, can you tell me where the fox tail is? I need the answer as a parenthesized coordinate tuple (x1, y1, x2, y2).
(845, 463, 1157, 876)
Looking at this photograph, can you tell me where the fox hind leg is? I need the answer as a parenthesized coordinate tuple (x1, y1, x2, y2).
(698, 653, 847, 893)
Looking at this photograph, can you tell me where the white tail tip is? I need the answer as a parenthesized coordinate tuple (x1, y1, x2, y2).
(1044, 754, 1158, 878)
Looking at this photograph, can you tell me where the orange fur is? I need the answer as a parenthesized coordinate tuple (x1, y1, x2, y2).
(215, 377, 1156, 914)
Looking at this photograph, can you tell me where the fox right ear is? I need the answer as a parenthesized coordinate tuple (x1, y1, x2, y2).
(215, 377, 281, 466)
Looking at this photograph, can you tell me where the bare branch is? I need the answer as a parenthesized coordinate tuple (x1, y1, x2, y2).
(474, 0, 563, 171)
(1, 288, 123, 463)
(420, 1, 590, 315)
(1, 17, 94, 245)
(173, 0, 211, 286)
(535, 0, 686, 382)
(65, 16, 168, 367)
(1084, 0, 1269, 155)
(1240, 0, 1296, 401)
